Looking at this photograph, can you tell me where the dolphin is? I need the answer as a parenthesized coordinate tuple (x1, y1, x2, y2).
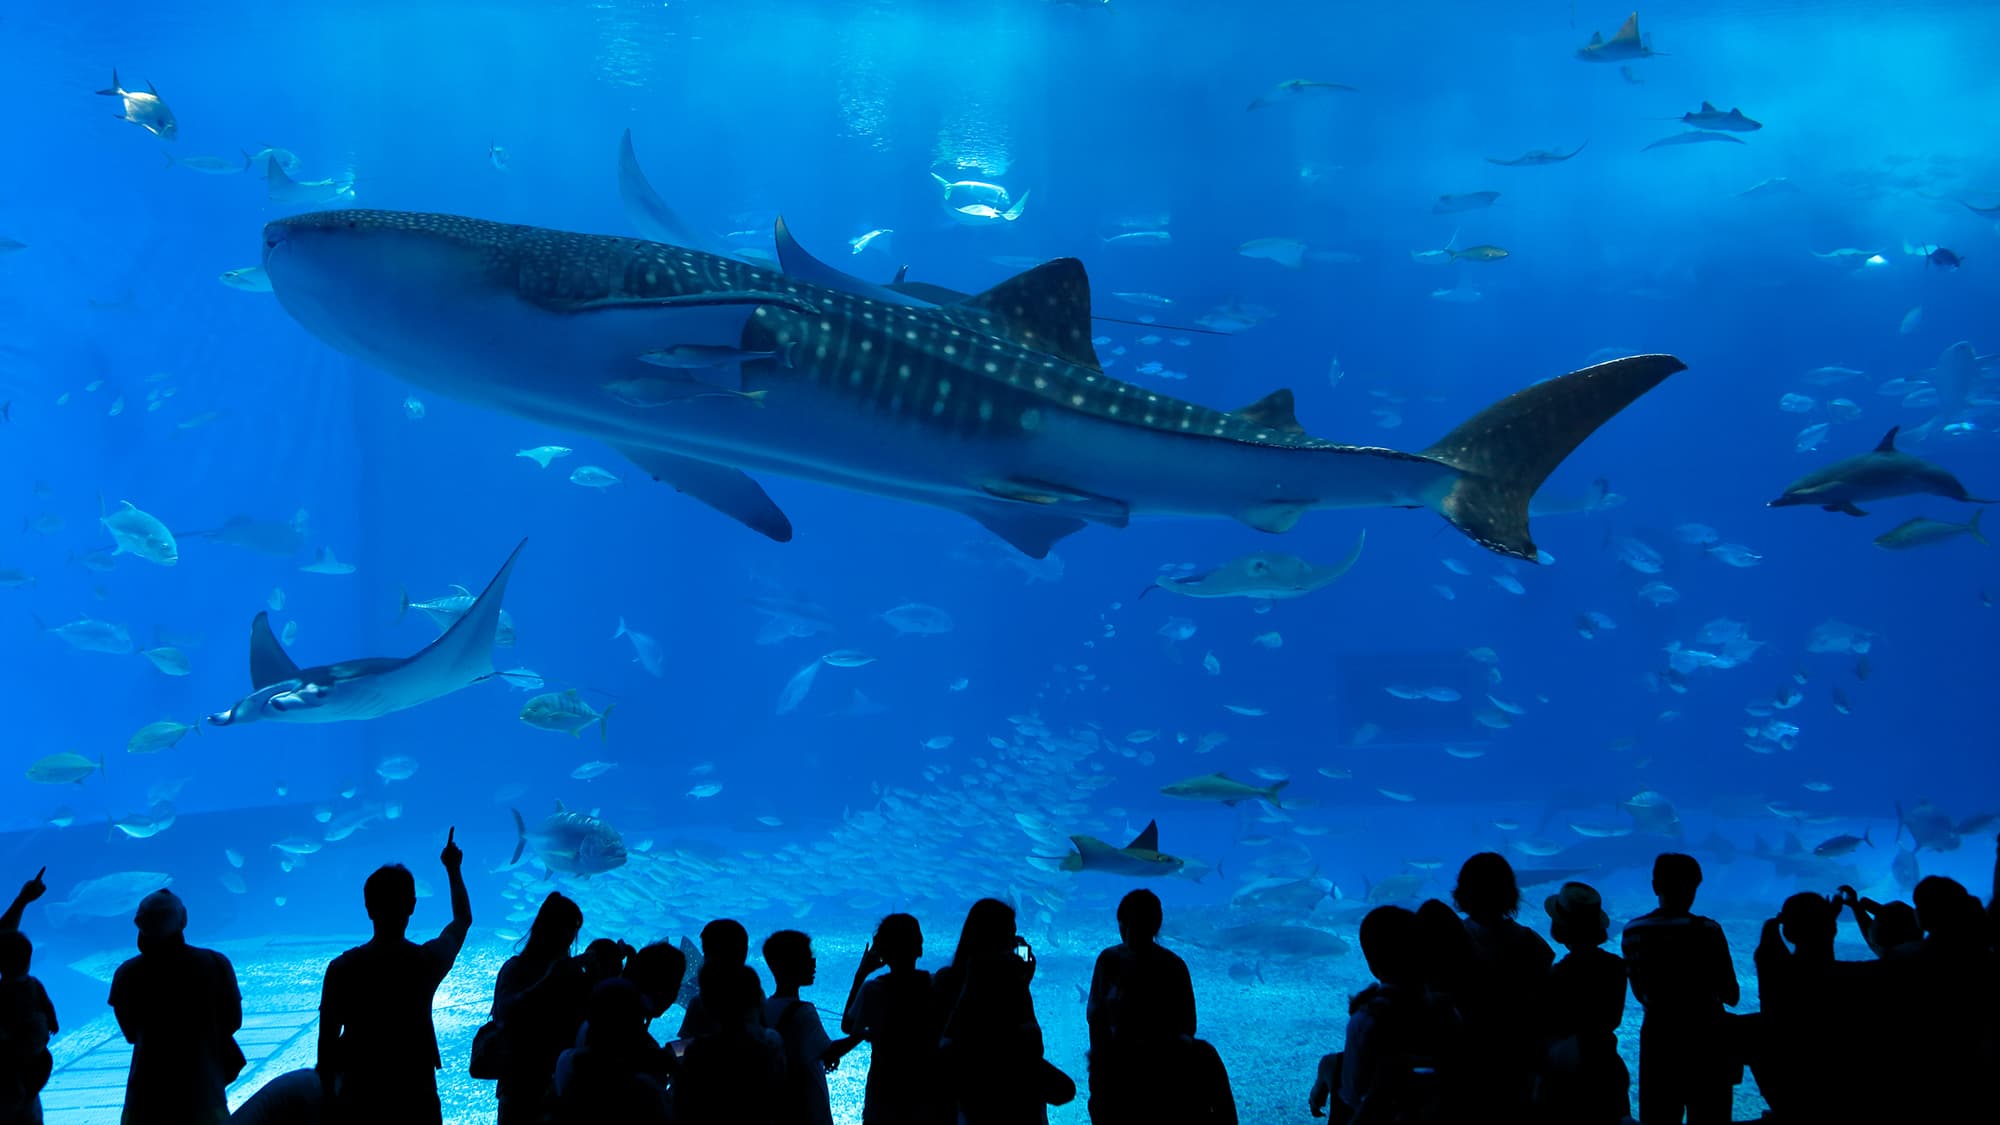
(259, 209, 1683, 561)
(207, 538, 525, 726)
(1058, 820, 1186, 877)
(1577, 13, 1659, 62)
(1768, 427, 1991, 516)
(1147, 530, 1365, 600)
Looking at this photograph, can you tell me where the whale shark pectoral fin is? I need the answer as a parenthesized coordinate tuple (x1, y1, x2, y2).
(1422, 353, 1685, 562)
(774, 216, 931, 307)
(960, 502, 1092, 560)
(614, 445, 793, 542)
(1238, 502, 1311, 534)
(248, 611, 301, 689)
(617, 129, 716, 253)
(403, 539, 526, 691)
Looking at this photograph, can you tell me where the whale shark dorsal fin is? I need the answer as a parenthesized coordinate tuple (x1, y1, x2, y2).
(1612, 13, 1640, 43)
(404, 538, 527, 685)
(1234, 389, 1306, 434)
(1701, 101, 1717, 112)
(249, 611, 301, 689)
(1128, 819, 1160, 852)
(957, 259, 1102, 371)
(1876, 426, 1901, 453)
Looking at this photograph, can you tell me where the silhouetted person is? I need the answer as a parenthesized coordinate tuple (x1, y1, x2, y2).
(934, 898, 1068, 1125)
(1323, 905, 1457, 1122)
(551, 978, 670, 1124)
(763, 929, 848, 1125)
(1833, 886, 1921, 959)
(1907, 874, 1993, 1119)
(678, 919, 766, 1039)
(317, 828, 471, 1125)
(624, 941, 689, 1037)
(1411, 899, 1475, 1012)
(227, 1069, 323, 1124)
(1622, 853, 1738, 1125)
(1451, 852, 1552, 1117)
(841, 913, 942, 1125)
(487, 891, 585, 1124)
(108, 889, 245, 1125)
(673, 963, 786, 1125)
(1086, 890, 1202, 1125)
(1537, 882, 1629, 1125)
(2, 869, 54, 1125)
(1749, 891, 1855, 1123)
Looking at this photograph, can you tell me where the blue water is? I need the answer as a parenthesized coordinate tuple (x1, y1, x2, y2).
(3, 1, 1997, 1120)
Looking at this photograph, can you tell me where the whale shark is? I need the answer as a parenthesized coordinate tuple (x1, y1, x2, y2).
(1147, 531, 1365, 600)
(208, 538, 524, 726)
(260, 210, 1684, 560)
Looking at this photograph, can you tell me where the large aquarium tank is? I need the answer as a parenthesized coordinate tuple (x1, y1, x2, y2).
(2, 1, 1995, 1121)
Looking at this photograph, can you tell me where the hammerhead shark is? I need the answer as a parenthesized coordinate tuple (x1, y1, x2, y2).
(259, 210, 1683, 561)
(207, 539, 525, 726)
(1769, 428, 1991, 516)
(1147, 531, 1365, 599)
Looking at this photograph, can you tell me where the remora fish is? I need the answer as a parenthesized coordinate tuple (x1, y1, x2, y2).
(1769, 427, 1992, 516)
(208, 539, 525, 726)
(1148, 531, 1364, 599)
(1058, 820, 1186, 877)
(260, 210, 1684, 562)
(511, 801, 628, 875)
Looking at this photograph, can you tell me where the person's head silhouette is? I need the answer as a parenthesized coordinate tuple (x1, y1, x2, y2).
(1117, 889, 1164, 945)
(364, 864, 417, 930)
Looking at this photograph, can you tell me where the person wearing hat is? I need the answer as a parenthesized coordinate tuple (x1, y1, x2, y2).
(108, 888, 245, 1125)
(1537, 881, 1630, 1125)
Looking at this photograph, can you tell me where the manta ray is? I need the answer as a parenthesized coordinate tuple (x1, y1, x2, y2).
(208, 539, 525, 726)
(259, 210, 1683, 562)
(1148, 531, 1366, 599)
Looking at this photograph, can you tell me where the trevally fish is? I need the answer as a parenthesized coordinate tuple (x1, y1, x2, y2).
(1147, 531, 1365, 600)
(209, 539, 525, 726)
(101, 499, 178, 565)
(260, 210, 1684, 564)
(96, 70, 176, 139)
(520, 689, 612, 739)
(45, 871, 172, 926)
(511, 801, 628, 875)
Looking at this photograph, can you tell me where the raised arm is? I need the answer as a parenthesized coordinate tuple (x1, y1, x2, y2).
(437, 828, 471, 956)
(840, 940, 882, 1037)
(1, 867, 45, 932)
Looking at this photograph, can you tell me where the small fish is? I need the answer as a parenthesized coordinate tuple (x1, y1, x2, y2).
(27, 751, 102, 785)
(1735, 177, 1799, 199)
(1247, 79, 1358, 109)
(219, 266, 273, 292)
(519, 690, 613, 739)
(1239, 238, 1309, 269)
(571, 760, 618, 780)
(1925, 247, 1963, 270)
(140, 646, 192, 676)
(516, 445, 572, 468)
(637, 344, 784, 370)
(1874, 511, 1985, 550)
(488, 142, 509, 171)
(97, 70, 177, 139)
(1812, 829, 1871, 857)
(376, 755, 419, 781)
(849, 228, 893, 254)
(820, 650, 876, 668)
(687, 782, 724, 799)
(569, 465, 622, 489)
(614, 617, 666, 677)
(1433, 191, 1500, 214)
(1449, 245, 1510, 262)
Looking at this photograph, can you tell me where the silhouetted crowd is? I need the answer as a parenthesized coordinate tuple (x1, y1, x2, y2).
(2, 827, 1996, 1124)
